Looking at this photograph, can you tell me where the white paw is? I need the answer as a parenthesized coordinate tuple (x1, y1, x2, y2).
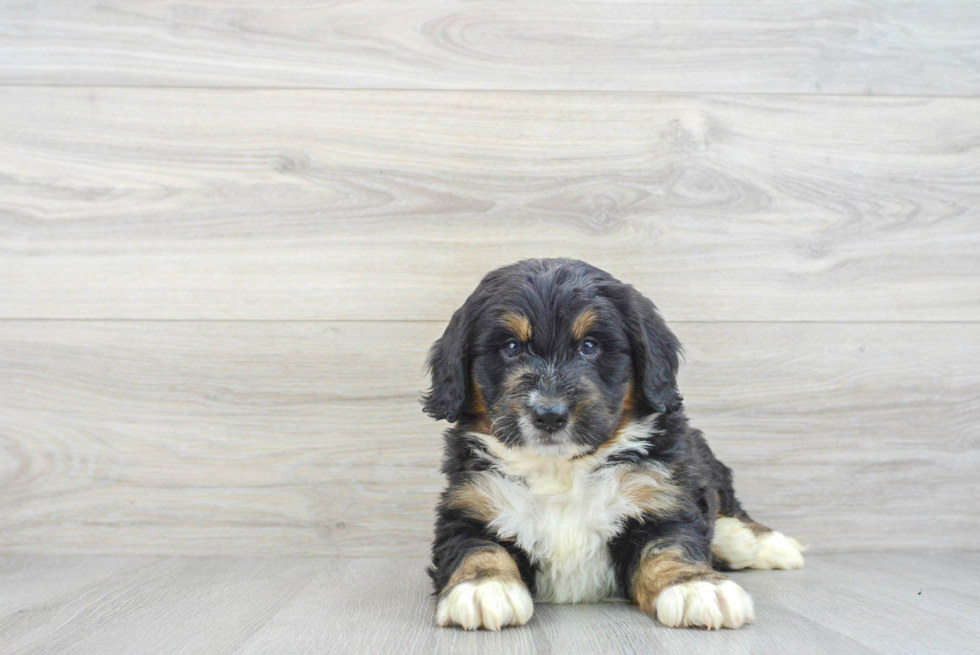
(752, 531, 805, 570)
(655, 579, 754, 629)
(711, 517, 805, 570)
(436, 578, 534, 631)
(711, 517, 761, 569)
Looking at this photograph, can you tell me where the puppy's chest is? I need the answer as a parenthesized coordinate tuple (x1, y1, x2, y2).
(476, 465, 646, 603)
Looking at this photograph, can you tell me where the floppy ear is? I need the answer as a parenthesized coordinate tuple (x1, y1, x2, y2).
(421, 304, 470, 423)
(623, 288, 684, 414)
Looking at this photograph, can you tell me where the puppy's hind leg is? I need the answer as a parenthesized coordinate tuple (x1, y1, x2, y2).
(710, 461, 805, 570)
(712, 513, 805, 571)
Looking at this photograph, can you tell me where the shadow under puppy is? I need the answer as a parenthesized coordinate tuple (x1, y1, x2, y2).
(423, 258, 804, 631)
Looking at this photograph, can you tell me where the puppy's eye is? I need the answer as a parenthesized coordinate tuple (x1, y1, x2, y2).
(579, 339, 599, 357)
(502, 340, 524, 358)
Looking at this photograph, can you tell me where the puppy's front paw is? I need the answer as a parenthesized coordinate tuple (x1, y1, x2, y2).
(436, 578, 533, 631)
(654, 579, 753, 629)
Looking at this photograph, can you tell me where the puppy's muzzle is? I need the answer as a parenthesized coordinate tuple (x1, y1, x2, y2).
(531, 402, 569, 433)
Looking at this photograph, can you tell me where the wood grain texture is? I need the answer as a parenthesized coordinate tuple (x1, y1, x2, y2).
(0, 320, 976, 556)
(2, 1, 980, 94)
(1, 553, 978, 654)
(2, 89, 979, 321)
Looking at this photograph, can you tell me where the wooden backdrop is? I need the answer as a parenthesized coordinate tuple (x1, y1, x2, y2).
(1, 1, 978, 557)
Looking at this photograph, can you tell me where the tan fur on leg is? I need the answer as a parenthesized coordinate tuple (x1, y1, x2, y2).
(633, 544, 753, 629)
(435, 545, 533, 631)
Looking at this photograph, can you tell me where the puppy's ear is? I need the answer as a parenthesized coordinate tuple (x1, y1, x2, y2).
(421, 304, 470, 423)
(622, 288, 683, 414)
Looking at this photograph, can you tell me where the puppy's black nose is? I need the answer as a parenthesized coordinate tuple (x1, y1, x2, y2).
(531, 403, 569, 432)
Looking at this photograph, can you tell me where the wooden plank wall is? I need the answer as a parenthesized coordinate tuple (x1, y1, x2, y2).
(1, 1, 978, 556)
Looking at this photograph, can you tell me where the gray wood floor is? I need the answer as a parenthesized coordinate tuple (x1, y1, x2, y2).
(1, 552, 978, 654)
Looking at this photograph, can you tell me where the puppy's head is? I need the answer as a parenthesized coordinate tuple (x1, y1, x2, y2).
(422, 258, 682, 457)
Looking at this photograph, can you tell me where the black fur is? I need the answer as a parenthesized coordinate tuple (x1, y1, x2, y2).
(421, 304, 471, 423)
(423, 258, 763, 600)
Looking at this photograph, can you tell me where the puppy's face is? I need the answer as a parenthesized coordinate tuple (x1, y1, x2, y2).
(470, 301, 632, 457)
(423, 259, 682, 458)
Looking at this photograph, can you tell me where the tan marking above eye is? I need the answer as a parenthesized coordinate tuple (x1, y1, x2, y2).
(500, 312, 532, 342)
(571, 308, 598, 341)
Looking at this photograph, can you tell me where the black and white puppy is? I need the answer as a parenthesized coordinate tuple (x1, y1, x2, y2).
(423, 258, 804, 631)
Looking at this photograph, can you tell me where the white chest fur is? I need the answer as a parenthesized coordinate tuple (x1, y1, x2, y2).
(472, 465, 635, 603)
(464, 417, 670, 603)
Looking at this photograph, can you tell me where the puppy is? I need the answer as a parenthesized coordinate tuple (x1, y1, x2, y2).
(423, 258, 804, 631)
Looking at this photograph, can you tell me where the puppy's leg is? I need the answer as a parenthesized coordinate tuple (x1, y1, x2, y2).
(712, 513, 805, 570)
(613, 515, 753, 629)
(631, 541, 754, 629)
(433, 543, 533, 631)
(711, 460, 805, 570)
(429, 482, 535, 630)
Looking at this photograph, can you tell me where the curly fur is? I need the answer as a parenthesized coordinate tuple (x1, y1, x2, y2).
(423, 258, 803, 630)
